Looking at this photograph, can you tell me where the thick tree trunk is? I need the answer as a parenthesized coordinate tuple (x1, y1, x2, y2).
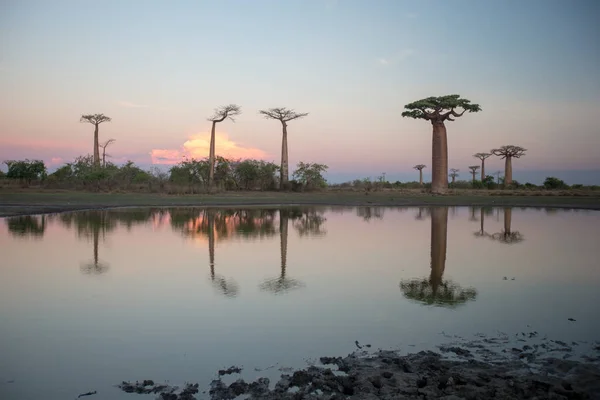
(419, 169, 423, 185)
(451, 175, 456, 184)
(471, 171, 476, 182)
(481, 160, 486, 182)
(93, 124, 100, 168)
(504, 156, 513, 186)
(430, 207, 448, 295)
(431, 122, 448, 194)
(280, 122, 289, 190)
(280, 210, 288, 278)
(208, 121, 217, 191)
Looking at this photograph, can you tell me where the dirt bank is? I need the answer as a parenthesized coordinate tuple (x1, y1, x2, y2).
(1, 190, 600, 217)
(117, 333, 600, 399)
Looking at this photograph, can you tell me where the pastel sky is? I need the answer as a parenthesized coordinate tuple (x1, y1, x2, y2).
(1, 0, 599, 183)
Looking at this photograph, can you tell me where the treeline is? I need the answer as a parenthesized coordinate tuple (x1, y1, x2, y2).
(0, 157, 328, 193)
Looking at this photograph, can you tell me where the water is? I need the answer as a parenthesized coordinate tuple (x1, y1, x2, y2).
(0, 206, 599, 399)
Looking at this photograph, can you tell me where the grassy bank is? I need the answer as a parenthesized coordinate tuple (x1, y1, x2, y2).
(1, 189, 600, 217)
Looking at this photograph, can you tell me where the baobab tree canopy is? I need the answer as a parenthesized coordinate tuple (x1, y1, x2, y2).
(259, 107, 308, 123)
(401, 94, 481, 123)
(491, 145, 527, 159)
(473, 152, 491, 160)
(413, 164, 426, 170)
(80, 114, 111, 125)
(208, 104, 241, 122)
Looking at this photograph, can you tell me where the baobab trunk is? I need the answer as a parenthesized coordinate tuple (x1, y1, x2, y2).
(431, 122, 448, 194)
(93, 124, 100, 168)
(280, 122, 289, 190)
(430, 207, 448, 294)
(280, 210, 288, 277)
(471, 170, 477, 182)
(504, 157, 513, 186)
(419, 169, 423, 185)
(208, 121, 217, 190)
(480, 160, 486, 182)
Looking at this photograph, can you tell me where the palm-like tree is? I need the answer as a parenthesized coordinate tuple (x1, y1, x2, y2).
(468, 165, 480, 182)
(400, 207, 478, 307)
(207, 104, 241, 191)
(491, 145, 526, 187)
(473, 153, 491, 182)
(413, 164, 426, 186)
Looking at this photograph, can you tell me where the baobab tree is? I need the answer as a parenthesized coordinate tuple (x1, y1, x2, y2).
(491, 145, 526, 186)
(80, 114, 111, 167)
(413, 164, 426, 185)
(473, 152, 491, 181)
(207, 104, 241, 191)
(494, 170, 502, 184)
(402, 95, 481, 193)
(449, 168, 459, 184)
(468, 165, 480, 182)
(259, 107, 309, 190)
(99, 138, 116, 167)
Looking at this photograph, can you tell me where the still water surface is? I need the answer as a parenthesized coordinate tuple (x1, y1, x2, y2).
(0, 206, 599, 399)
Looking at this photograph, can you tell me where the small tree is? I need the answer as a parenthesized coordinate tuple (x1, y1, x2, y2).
(413, 164, 426, 186)
(259, 107, 309, 190)
(491, 145, 526, 187)
(468, 165, 480, 182)
(543, 177, 568, 190)
(292, 162, 328, 191)
(207, 104, 241, 191)
(4, 159, 47, 184)
(402, 95, 481, 193)
(99, 138, 116, 168)
(449, 168, 459, 184)
(80, 114, 111, 167)
(473, 152, 491, 182)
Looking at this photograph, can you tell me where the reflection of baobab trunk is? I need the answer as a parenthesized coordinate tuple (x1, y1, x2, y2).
(280, 209, 288, 277)
(207, 210, 238, 297)
(504, 207, 512, 236)
(480, 208, 484, 235)
(93, 225, 99, 266)
(430, 207, 448, 294)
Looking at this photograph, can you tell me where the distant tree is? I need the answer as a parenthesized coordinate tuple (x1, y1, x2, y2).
(494, 170, 503, 184)
(473, 152, 491, 182)
(292, 162, 328, 190)
(491, 145, 526, 187)
(99, 138, 116, 168)
(4, 159, 46, 184)
(413, 164, 426, 186)
(207, 104, 241, 191)
(449, 168, 459, 184)
(402, 95, 481, 193)
(468, 165, 480, 182)
(259, 107, 309, 190)
(80, 114, 111, 167)
(543, 176, 568, 190)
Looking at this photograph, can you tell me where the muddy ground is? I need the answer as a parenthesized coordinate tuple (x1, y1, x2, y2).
(117, 332, 600, 399)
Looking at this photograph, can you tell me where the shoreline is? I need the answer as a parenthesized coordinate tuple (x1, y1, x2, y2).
(1, 191, 600, 217)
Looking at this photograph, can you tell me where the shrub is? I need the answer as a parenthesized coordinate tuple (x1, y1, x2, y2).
(543, 176, 568, 190)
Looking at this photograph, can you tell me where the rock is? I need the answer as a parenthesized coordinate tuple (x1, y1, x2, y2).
(217, 366, 242, 376)
(417, 377, 428, 388)
(381, 371, 393, 379)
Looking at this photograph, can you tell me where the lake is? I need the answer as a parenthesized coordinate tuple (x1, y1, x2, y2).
(1, 206, 599, 400)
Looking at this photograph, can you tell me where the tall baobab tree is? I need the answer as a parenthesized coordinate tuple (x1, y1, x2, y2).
(99, 138, 116, 168)
(259, 107, 309, 190)
(207, 104, 241, 191)
(399, 207, 477, 307)
(449, 168, 459, 184)
(413, 164, 426, 186)
(80, 114, 111, 167)
(468, 165, 480, 182)
(402, 95, 481, 194)
(259, 209, 304, 294)
(473, 153, 491, 182)
(491, 145, 526, 186)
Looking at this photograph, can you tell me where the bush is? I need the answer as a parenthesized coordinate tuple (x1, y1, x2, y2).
(544, 176, 569, 190)
(471, 180, 484, 189)
(292, 162, 328, 191)
(4, 159, 47, 184)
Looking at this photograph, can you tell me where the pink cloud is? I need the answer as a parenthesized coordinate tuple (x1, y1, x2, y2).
(150, 132, 268, 165)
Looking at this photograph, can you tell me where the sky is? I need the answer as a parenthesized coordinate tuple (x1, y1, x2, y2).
(1, 0, 599, 184)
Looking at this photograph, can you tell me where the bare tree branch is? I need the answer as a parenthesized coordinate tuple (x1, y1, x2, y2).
(413, 164, 426, 171)
(259, 107, 309, 124)
(99, 138, 116, 150)
(80, 114, 111, 125)
(491, 145, 527, 159)
(208, 104, 242, 123)
(473, 152, 492, 161)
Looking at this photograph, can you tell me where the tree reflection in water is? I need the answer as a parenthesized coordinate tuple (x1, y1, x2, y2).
(400, 207, 478, 308)
(490, 208, 524, 245)
(6, 215, 48, 238)
(259, 209, 305, 294)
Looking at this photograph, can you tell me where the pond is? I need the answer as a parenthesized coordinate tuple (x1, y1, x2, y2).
(0, 206, 599, 399)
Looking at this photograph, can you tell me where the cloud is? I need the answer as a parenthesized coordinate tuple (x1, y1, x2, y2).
(150, 132, 268, 165)
(117, 101, 149, 108)
(377, 49, 414, 66)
